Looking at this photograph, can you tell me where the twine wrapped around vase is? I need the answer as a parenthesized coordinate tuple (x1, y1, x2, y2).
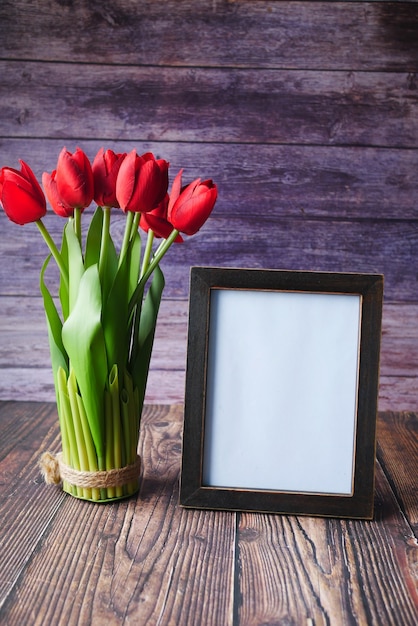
(39, 451, 141, 499)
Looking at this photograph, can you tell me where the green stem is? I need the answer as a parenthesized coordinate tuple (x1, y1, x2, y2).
(121, 390, 136, 496)
(131, 212, 140, 239)
(127, 226, 153, 367)
(151, 238, 167, 260)
(58, 368, 82, 497)
(119, 211, 134, 268)
(104, 391, 115, 499)
(68, 369, 91, 500)
(99, 206, 111, 282)
(36, 219, 69, 292)
(109, 365, 123, 498)
(57, 367, 74, 495)
(140, 229, 155, 279)
(146, 228, 179, 280)
(128, 228, 179, 318)
(74, 207, 82, 245)
(124, 370, 138, 463)
(128, 291, 143, 371)
(76, 394, 100, 501)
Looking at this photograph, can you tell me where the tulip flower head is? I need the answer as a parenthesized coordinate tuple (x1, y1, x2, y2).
(92, 148, 126, 208)
(0, 160, 47, 225)
(140, 194, 183, 242)
(168, 170, 218, 236)
(116, 150, 169, 214)
(54, 147, 94, 210)
(42, 169, 74, 218)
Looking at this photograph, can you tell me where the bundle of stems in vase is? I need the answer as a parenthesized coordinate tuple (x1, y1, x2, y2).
(0, 147, 217, 500)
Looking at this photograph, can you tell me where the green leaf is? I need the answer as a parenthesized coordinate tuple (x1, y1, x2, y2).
(102, 235, 118, 297)
(130, 264, 165, 412)
(102, 230, 141, 375)
(65, 222, 85, 311)
(62, 264, 108, 462)
(102, 249, 130, 375)
(40, 255, 69, 406)
(100, 212, 119, 302)
(85, 206, 104, 269)
(128, 230, 141, 300)
(59, 227, 69, 320)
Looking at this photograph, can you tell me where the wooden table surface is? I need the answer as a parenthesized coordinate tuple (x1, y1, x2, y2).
(0, 401, 417, 625)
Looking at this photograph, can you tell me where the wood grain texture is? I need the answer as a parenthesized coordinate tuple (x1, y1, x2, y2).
(379, 378, 418, 413)
(0, 404, 417, 625)
(377, 411, 418, 530)
(3, 369, 418, 412)
(1, 140, 416, 221)
(0, 297, 416, 409)
(0, 0, 416, 407)
(0, 298, 417, 409)
(2, 61, 418, 148)
(1, 1, 417, 71)
(0, 1, 416, 620)
(1, 208, 417, 302)
(0, 404, 236, 625)
(236, 464, 418, 626)
(0, 402, 65, 604)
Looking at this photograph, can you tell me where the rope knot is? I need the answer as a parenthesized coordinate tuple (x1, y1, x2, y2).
(39, 451, 61, 485)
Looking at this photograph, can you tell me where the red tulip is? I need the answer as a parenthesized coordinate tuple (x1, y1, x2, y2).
(92, 148, 126, 208)
(168, 170, 217, 236)
(140, 194, 183, 242)
(116, 150, 169, 214)
(42, 170, 74, 217)
(54, 147, 94, 210)
(0, 160, 47, 225)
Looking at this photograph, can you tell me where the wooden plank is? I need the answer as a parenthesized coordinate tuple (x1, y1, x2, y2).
(379, 377, 418, 412)
(3, 298, 415, 379)
(156, 217, 418, 302)
(1, 211, 417, 301)
(0, 404, 236, 625)
(377, 411, 418, 531)
(0, 297, 188, 403)
(0, 1, 417, 71)
(0, 297, 188, 369)
(2, 299, 417, 377)
(235, 461, 418, 625)
(0, 402, 66, 607)
(0, 402, 58, 478)
(1, 140, 416, 221)
(0, 368, 186, 405)
(0, 400, 57, 465)
(4, 367, 418, 412)
(2, 61, 417, 148)
(0, 403, 417, 624)
(1, 299, 417, 409)
(380, 303, 418, 378)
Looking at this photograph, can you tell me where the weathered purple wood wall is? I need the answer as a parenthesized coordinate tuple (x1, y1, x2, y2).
(0, 0, 417, 408)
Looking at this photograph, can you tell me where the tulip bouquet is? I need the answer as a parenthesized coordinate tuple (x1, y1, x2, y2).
(0, 147, 217, 501)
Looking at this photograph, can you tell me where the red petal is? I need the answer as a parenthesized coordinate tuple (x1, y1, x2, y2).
(167, 169, 184, 216)
(116, 149, 137, 211)
(1, 180, 46, 224)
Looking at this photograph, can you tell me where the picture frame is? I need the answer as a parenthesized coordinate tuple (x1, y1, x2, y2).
(179, 267, 384, 519)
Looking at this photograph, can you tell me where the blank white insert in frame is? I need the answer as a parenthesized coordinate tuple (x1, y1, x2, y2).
(203, 289, 362, 495)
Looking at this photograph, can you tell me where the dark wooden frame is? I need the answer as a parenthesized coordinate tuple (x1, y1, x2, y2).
(180, 267, 384, 519)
